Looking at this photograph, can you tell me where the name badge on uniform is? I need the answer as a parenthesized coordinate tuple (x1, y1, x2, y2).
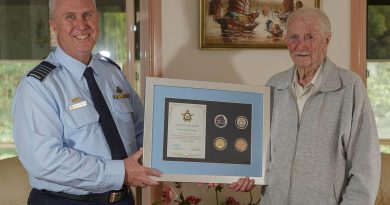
(69, 97, 87, 111)
(113, 86, 130, 99)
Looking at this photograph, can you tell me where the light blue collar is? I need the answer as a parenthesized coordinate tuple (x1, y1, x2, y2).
(54, 47, 99, 81)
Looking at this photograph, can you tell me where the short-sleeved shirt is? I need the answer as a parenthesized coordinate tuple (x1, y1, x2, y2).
(12, 47, 144, 194)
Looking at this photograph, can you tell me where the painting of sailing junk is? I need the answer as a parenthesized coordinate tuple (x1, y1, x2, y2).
(200, 0, 320, 48)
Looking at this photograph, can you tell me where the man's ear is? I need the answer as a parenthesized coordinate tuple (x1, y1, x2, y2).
(325, 32, 332, 45)
(49, 19, 58, 35)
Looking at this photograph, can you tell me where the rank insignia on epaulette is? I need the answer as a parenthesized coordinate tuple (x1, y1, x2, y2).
(27, 61, 57, 81)
(99, 56, 121, 70)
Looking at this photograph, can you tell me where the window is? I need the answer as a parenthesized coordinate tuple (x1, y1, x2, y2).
(0, 61, 38, 159)
(0, 0, 51, 159)
(367, 0, 390, 153)
(0, 0, 134, 159)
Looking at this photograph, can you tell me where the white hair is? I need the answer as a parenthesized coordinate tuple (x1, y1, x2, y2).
(48, 0, 96, 19)
(287, 8, 331, 34)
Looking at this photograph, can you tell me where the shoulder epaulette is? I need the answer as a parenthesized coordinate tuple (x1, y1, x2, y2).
(99, 56, 122, 70)
(27, 61, 57, 82)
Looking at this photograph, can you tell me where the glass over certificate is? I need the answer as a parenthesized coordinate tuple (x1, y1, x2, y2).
(144, 77, 270, 185)
(166, 102, 207, 159)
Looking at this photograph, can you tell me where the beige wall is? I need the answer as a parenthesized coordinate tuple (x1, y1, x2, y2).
(162, 0, 351, 86)
(160, 0, 351, 203)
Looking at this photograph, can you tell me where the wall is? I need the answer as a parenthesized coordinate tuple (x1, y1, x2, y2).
(160, 0, 351, 203)
(162, 0, 351, 86)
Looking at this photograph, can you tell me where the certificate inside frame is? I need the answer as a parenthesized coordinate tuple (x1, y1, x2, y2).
(143, 77, 270, 185)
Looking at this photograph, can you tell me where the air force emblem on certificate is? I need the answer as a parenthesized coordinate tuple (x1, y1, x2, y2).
(181, 109, 194, 122)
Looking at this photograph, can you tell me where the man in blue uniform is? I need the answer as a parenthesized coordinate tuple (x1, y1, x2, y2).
(12, 0, 161, 204)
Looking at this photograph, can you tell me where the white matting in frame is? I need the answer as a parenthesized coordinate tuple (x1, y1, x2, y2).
(143, 77, 270, 185)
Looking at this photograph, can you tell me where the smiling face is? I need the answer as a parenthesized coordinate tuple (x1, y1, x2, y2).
(49, 0, 99, 64)
(285, 12, 331, 71)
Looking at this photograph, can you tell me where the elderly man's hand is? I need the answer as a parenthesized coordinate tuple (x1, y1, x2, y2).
(228, 177, 255, 192)
(123, 148, 161, 188)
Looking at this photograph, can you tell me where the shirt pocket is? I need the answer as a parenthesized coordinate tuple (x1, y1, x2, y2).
(63, 103, 99, 129)
(111, 98, 134, 122)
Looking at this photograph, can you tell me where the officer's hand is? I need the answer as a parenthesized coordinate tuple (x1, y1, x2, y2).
(123, 148, 161, 188)
(228, 177, 255, 192)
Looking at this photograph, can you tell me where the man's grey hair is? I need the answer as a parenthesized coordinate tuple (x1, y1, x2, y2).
(287, 8, 332, 34)
(48, 0, 96, 19)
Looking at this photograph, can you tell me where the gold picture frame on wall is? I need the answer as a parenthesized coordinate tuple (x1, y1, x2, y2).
(200, 0, 321, 49)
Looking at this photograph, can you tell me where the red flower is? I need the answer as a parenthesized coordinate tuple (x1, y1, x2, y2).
(226, 196, 240, 205)
(184, 195, 201, 204)
(161, 185, 178, 205)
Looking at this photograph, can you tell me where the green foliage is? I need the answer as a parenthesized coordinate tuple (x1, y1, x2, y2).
(0, 61, 37, 142)
(367, 5, 390, 59)
(367, 62, 390, 139)
(0, 147, 17, 160)
(94, 9, 126, 69)
(380, 145, 390, 154)
(0, 61, 38, 158)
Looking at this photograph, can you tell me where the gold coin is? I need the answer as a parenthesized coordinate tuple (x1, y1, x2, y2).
(214, 137, 227, 151)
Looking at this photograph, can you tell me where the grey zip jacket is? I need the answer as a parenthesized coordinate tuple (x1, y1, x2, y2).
(261, 58, 381, 205)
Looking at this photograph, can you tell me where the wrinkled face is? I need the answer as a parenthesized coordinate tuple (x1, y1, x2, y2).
(285, 15, 331, 70)
(49, 0, 99, 64)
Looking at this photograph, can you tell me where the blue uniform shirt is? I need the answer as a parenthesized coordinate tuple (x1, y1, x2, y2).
(12, 47, 144, 194)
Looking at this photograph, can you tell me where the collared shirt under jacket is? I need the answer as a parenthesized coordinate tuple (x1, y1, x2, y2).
(261, 58, 381, 205)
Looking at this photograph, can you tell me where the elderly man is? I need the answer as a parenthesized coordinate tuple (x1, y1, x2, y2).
(231, 8, 381, 205)
(12, 0, 160, 204)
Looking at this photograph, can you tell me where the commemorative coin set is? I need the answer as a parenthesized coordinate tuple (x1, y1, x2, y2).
(163, 98, 252, 165)
(213, 114, 249, 153)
